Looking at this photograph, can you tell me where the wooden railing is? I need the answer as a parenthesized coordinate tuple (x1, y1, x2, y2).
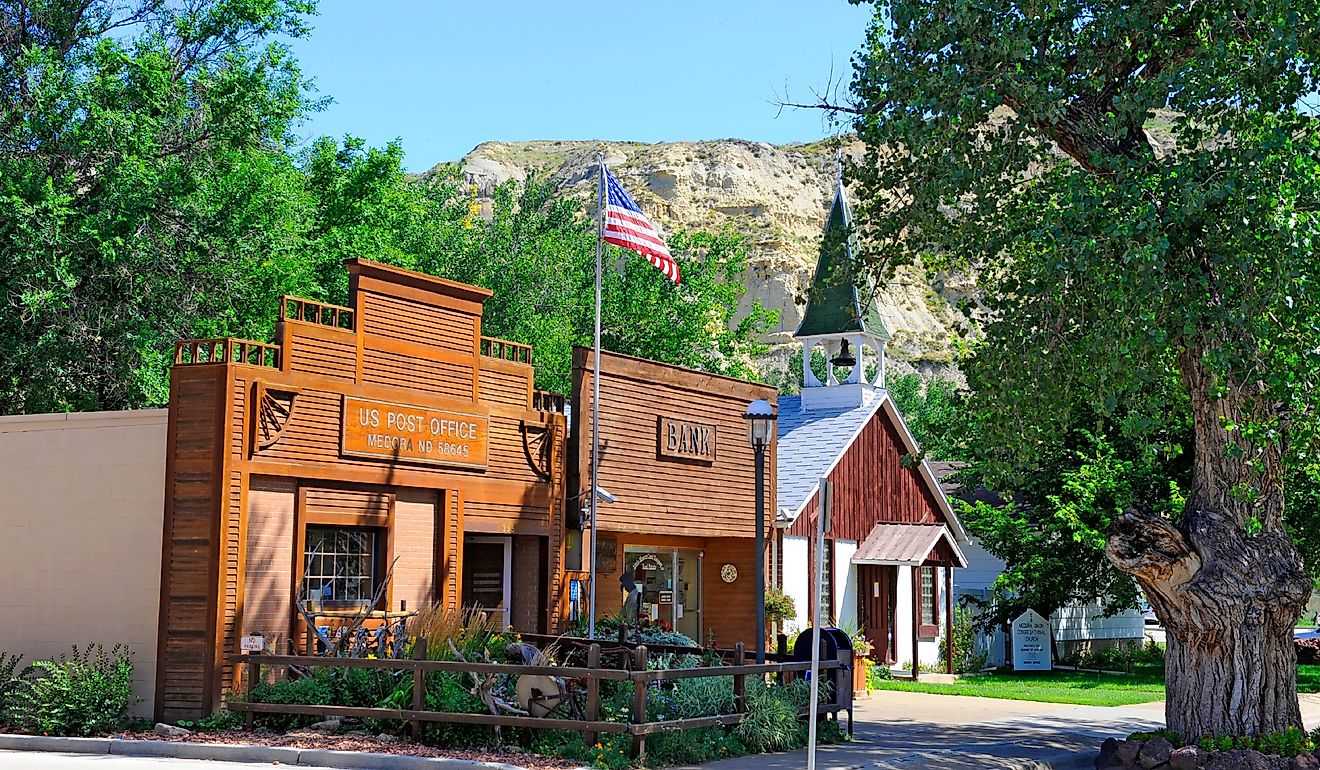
(228, 641, 848, 761)
(532, 390, 565, 413)
(175, 338, 280, 368)
(480, 335, 532, 364)
(281, 296, 355, 330)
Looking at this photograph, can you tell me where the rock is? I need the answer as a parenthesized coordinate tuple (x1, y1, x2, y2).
(1292, 755, 1318, 770)
(1171, 746, 1206, 770)
(1099, 739, 1141, 769)
(153, 722, 191, 738)
(449, 138, 977, 383)
(344, 730, 368, 737)
(375, 733, 397, 743)
(307, 718, 341, 733)
(1140, 737, 1175, 769)
(1117, 742, 1143, 765)
(1206, 749, 1272, 770)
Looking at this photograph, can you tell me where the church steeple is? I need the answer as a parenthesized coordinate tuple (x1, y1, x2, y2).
(795, 162, 891, 401)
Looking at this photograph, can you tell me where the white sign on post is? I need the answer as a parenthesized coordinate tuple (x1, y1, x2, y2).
(240, 634, 265, 653)
(1011, 609, 1053, 671)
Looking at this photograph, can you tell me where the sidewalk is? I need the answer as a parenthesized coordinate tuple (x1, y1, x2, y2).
(682, 691, 1167, 770)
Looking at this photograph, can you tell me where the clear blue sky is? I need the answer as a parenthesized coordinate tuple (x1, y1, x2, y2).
(287, 1, 874, 171)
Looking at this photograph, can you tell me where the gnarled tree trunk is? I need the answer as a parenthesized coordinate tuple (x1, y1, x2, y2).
(1106, 348, 1311, 738)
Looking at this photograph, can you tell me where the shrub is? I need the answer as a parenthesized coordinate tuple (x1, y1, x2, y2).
(8, 644, 135, 736)
(938, 605, 989, 674)
(735, 679, 813, 753)
(246, 669, 336, 730)
(1296, 637, 1320, 665)
(0, 652, 28, 728)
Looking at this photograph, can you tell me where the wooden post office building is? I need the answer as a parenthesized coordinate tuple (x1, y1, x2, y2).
(156, 260, 569, 720)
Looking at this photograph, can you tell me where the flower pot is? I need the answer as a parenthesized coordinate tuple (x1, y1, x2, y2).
(853, 658, 871, 698)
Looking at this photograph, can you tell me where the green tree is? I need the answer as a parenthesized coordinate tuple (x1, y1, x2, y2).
(841, 0, 1320, 735)
(0, 0, 319, 413)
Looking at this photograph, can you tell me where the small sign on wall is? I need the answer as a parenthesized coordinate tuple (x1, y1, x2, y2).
(657, 416, 717, 463)
(240, 635, 265, 653)
(1011, 609, 1053, 671)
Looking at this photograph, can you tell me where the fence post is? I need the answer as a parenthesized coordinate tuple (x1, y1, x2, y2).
(585, 643, 601, 746)
(244, 656, 257, 731)
(733, 642, 746, 713)
(776, 633, 788, 684)
(411, 637, 428, 739)
(630, 645, 648, 761)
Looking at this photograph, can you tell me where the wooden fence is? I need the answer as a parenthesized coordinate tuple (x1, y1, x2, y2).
(227, 641, 848, 761)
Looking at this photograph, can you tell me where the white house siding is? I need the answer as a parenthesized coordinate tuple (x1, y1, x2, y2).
(781, 535, 810, 634)
(834, 539, 858, 629)
(1053, 602, 1146, 642)
(960, 536, 1146, 666)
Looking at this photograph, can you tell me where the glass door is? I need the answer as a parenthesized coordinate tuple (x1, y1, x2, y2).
(462, 536, 511, 627)
(624, 547, 701, 642)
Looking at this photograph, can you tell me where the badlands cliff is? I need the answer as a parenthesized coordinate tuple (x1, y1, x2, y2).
(437, 138, 974, 381)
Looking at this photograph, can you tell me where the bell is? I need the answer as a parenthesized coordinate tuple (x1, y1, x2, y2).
(831, 338, 856, 368)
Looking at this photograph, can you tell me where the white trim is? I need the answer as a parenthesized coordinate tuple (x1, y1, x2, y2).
(468, 535, 513, 628)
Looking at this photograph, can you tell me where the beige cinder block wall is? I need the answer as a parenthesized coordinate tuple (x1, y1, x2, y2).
(0, 409, 167, 718)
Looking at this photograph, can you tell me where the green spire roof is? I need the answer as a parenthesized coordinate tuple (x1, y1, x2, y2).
(795, 181, 890, 340)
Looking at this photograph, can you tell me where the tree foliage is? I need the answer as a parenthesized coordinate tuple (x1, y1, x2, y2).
(0, 2, 774, 413)
(843, 0, 1320, 735)
(0, 0, 318, 412)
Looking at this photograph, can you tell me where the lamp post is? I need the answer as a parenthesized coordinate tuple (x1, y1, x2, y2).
(744, 398, 777, 663)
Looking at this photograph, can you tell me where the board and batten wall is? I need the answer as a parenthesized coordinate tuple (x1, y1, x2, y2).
(0, 409, 168, 717)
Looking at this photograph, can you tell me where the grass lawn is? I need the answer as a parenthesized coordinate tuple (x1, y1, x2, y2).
(1297, 665, 1320, 693)
(870, 663, 1320, 708)
(870, 663, 1166, 707)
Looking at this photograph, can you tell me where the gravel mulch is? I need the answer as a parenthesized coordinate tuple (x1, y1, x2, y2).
(114, 729, 584, 769)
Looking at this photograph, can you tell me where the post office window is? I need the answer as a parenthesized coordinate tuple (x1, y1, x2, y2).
(303, 526, 380, 609)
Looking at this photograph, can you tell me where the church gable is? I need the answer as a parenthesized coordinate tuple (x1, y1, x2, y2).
(786, 404, 943, 540)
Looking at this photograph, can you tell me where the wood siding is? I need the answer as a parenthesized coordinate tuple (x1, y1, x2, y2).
(570, 348, 777, 539)
(156, 370, 224, 722)
(158, 260, 565, 719)
(788, 410, 942, 540)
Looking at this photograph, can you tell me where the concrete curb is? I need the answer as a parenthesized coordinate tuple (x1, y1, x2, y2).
(0, 734, 555, 770)
(863, 747, 1094, 770)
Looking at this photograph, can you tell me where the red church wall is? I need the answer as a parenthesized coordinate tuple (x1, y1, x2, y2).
(787, 406, 942, 540)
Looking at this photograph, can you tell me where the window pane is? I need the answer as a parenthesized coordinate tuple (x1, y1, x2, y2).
(303, 526, 377, 608)
(920, 567, 935, 625)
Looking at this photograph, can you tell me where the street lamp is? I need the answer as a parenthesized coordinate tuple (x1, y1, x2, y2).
(744, 398, 777, 663)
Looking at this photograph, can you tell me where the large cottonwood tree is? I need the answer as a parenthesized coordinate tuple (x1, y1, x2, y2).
(840, 1, 1320, 737)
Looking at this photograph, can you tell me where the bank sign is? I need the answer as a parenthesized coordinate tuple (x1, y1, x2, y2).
(341, 396, 488, 469)
(657, 416, 717, 463)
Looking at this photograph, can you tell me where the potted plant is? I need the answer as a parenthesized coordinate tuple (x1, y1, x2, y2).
(763, 586, 797, 649)
(837, 622, 874, 696)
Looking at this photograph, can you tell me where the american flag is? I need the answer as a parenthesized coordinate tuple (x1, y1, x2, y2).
(602, 167, 680, 284)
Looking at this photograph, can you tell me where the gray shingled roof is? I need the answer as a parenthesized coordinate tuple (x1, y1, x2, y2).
(775, 388, 885, 517)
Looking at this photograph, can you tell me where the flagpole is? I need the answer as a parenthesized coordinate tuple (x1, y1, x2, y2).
(588, 147, 605, 640)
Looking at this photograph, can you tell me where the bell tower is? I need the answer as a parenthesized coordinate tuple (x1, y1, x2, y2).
(794, 168, 890, 410)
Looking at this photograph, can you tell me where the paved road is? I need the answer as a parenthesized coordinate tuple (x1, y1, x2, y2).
(8, 693, 1320, 770)
(0, 752, 279, 768)
(684, 691, 1320, 770)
